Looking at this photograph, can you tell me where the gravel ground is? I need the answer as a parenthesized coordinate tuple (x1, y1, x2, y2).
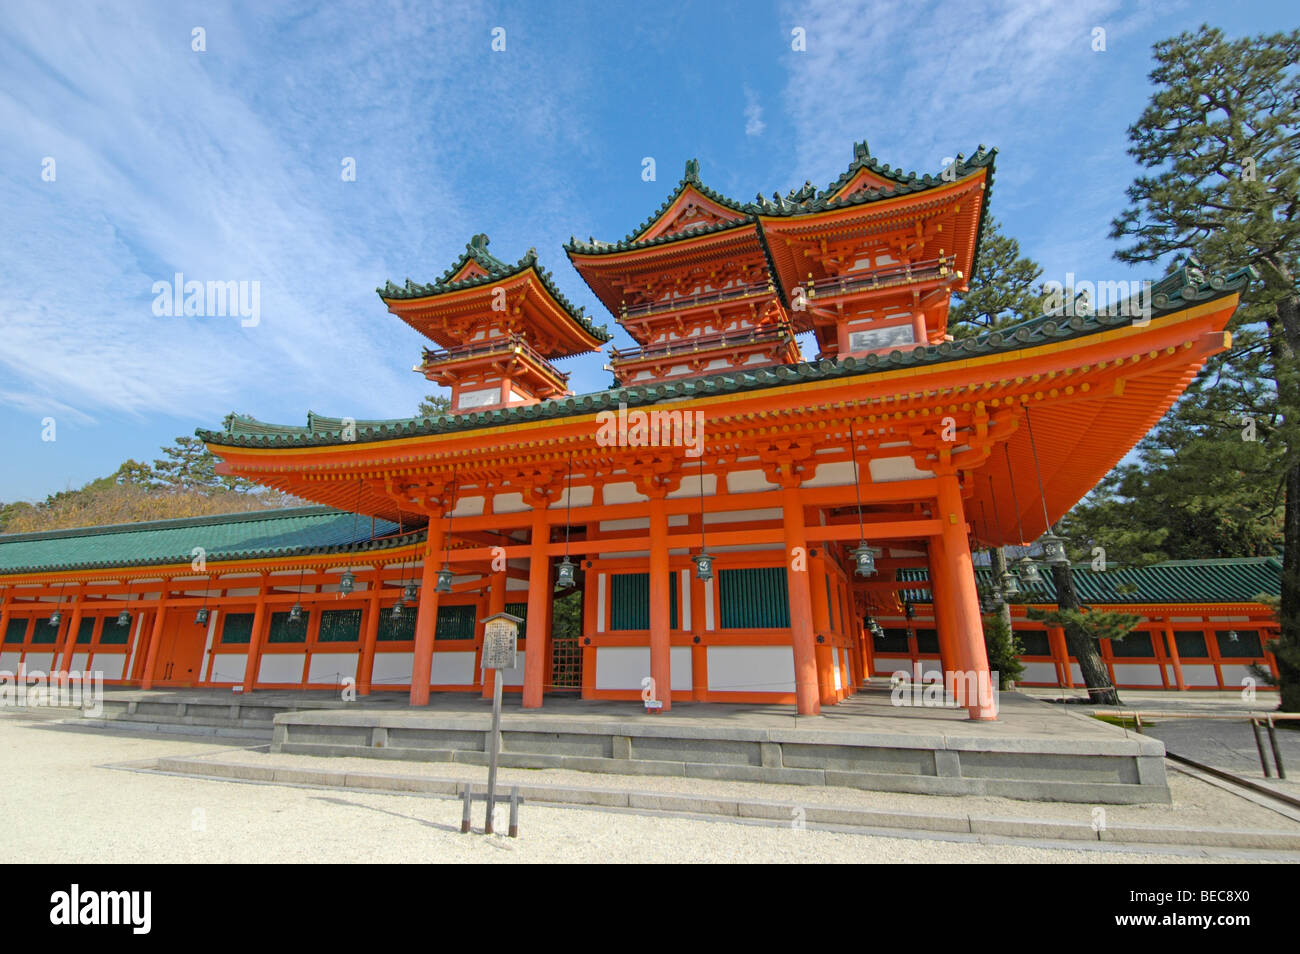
(185, 736, 1300, 832)
(0, 715, 1286, 863)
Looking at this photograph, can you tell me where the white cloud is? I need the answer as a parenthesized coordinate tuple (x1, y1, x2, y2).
(744, 86, 766, 137)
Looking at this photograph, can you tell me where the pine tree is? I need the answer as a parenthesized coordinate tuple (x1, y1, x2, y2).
(1108, 24, 1300, 708)
(948, 217, 1044, 337)
(418, 394, 452, 417)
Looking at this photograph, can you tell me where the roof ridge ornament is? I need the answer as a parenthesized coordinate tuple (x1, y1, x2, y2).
(684, 158, 700, 182)
(853, 139, 870, 160)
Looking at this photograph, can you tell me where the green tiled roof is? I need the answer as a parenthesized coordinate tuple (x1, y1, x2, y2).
(199, 263, 1254, 450)
(0, 507, 422, 576)
(898, 557, 1281, 606)
(377, 234, 611, 344)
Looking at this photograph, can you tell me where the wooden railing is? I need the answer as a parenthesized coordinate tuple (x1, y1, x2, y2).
(421, 333, 569, 383)
(804, 256, 955, 299)
(620, 280, 775, 320)
(610, 325, 793, 364)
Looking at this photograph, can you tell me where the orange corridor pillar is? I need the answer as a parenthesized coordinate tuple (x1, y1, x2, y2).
(936, 474, 997, 720)
(782, 485, 820, 716)
(410, 520, 447, 706)
(239, 575, 269, 693)
(140, 581, 172, 691)
(522, 502, 551, 708)
(648, 490, 672, 711)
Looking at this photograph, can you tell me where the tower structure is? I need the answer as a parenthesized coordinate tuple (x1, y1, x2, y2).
(380, 235, 609, 413)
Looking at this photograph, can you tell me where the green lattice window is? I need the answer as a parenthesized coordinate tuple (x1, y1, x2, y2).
(267, 610, 309, 643)
(76, 617, 96, 644)
(1172, 630, 1209, 658)
(31, 617, 59, 644)
(98, 617, 131, 645)
(506, 602, 528, 627)
(1108, 632, 1154, 658)
(609, 573, 677, 631)
(377, 607, 417, 642)
(1017, 629, 1051, 656)
(4, 618, 28, 644)
(719, 567, 789, 629)
(436, 604, 477, 640)
(221, 613, 254, 645)
(914, 628, 939, 654)
(317, 609, 362, 643)
(1216, 629, 1264, 657)
(875, 627, 911, 654)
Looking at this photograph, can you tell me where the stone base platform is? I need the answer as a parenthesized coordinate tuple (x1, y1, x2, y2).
(267, 686, 1170, 804)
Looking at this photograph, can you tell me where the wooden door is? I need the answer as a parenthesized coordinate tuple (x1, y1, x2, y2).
(153, 615, 208, 686)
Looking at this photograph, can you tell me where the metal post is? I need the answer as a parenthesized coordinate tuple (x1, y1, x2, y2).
(509, 786, 521, 838)
(460, 783, 473, 834)
(1250, 719, 1273, 778)
(1267, 716, 1286, 780)
(1134, 713, 1143, 734)
(484, 670, 503, 834)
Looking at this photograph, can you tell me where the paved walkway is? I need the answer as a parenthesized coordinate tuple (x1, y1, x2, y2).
(0, 713, 1286, 863)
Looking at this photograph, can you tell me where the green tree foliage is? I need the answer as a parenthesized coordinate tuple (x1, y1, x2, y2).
(1104, 24, 1300, 708)
(418, 394, 452, 417)
(981, 612, 1025, 689)
(1, 436, 294, 534)
(948, 217, 1045, 337)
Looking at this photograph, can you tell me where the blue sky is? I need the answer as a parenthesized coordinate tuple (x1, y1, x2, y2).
(0, 0, 1294, 502)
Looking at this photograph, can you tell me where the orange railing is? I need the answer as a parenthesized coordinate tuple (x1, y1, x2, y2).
(421, 333, 569, 383)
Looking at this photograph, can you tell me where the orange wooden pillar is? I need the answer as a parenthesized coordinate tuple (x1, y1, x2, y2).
(782, 484, 820, 716)
(1048, 625, 1072, 687)
(357, 574, 381, 695)
(647, 490, 672, 711)
(522, 502, 551, 708)
(240, 575, 269, 693)
(56, 585, 84, 676)
(928, 538, 960, 679)
(482, 568, 507, 699)
(689, 540, 708, 702)
(935, 474, 996, 720)
(1161, 620, 1186, 690)
(140, 580, 171, 690)
(809, 549, 836, 704)
(410, 520, 447, 706)
(0, 589, 12, 648)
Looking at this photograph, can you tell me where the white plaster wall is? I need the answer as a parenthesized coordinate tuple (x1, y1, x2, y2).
(0, 651, 22, 672)
(24, 652, 56, 673)
(208, 655, 247, 684)
(1111, 664, 1164, 686)
(1218, 664, 1259, 690)
(94, 652, 129, 680)
(595, 646, 691, 691)
(371, 652, 414, 688)
(707, 646, 794, 692)
(308, 652, 359, 685)
(1019, 662, 1059, 684)
(69, 652, 90, 675)
(1180, 663, 1221, 687)
(431, 651, 477, 685)
(869, 456, 934, 482)
(258, 654, 306, 684)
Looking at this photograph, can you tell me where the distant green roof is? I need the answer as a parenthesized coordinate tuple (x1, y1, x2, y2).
(0, 507, 422, 576)
(899, 557, 1281, 606)
(201, 262, 1254, 449)
(377, 233, 611, 344)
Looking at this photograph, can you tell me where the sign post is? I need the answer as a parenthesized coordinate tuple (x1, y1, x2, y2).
(480, 612, 521, 835)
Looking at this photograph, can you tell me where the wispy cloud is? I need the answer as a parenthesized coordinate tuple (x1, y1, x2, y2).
(744, 86, 766, 137)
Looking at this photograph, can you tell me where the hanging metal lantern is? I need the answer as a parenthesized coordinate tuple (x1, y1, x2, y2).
(289, 602, 304, 624)
(1039, 531, 1070, 566)
(391, 600, 404, 619)
(1000, 570, 1020, 597)
(49, 611, 62, 628)
(692, 551, 715, 582)
(555, 557, 577, 590)
(195, 607, 210, 626)
(116, 609, 131, 627)
(850, 541, 877, 578)
(436, 564, 453, 594)
(1016, 556, 1042, 586)
(1227, 630, 1240, 643)
(339, 570, 355, 596)
(867, 617, 884, 639)
(403, 582, 419, 603)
